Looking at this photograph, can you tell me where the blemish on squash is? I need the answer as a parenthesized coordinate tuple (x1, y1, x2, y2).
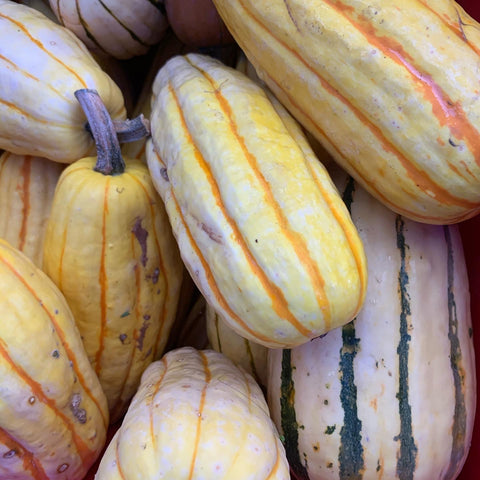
(201, 223, 222, 243)
(119, 333, 127, 344)
(313, 443, 320, 452)
(51, 349, 59, 358)
(132, 217, 148, 267)
(70, 393, 87, 424)
(324, 425, 336, 435)
(28, 396, 35, 405)
(57, 463, 69, 473)
(160, 168, 169, 181)
(3, 449, 16, 459)
(120, 310, 130, 318)
(137, 316, 150, 351)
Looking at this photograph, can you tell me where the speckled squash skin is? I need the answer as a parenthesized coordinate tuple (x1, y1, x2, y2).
(147, 53, 367, 349)
(0, 238, 109, 480)
(0, 0, 126, 163)
(94, 346, 290, 480)
(0, 151, 64, 268)
(48, 0, 169, 60)
(42, 156, 184, 422)
(267, 168, 476, 480)
(212, 0, 480, 224)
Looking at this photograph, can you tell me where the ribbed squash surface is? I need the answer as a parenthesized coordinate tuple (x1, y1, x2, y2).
(95, 347, 289, 479)
(0, 238, 108, 479)
(0, 0, 126, 163)
(212, 0, 480, 224)
(147, 53, 367, 348)
(0, 152, 64, 268)
(267, 168, 476, 479)
(42, 156, 184, 422)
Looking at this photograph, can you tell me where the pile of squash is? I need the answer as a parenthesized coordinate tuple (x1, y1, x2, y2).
(0, 0, 479, 479)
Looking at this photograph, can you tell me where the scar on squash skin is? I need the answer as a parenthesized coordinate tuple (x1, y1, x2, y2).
(283, 0, 300, 32)
(132, 217, 148, 267)
(136, 315, 150, 351)
(70, 393, 87, 424)
(201, 223, 223, 243)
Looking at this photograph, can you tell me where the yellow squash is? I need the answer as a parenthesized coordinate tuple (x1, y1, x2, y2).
(95, 346, 290, 479)
(0, 151, 64, 267)
(42, 89, 183, 422)
(0, 0, 126, 163)
(0, 238, 108, 479)
(147, 53, 367, 348)
(212, 0, 480, 224)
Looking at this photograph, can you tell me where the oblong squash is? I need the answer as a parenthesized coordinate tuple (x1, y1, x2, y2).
(95, 346, 290, 480)
(267, 168, 476, 479)
(48, 0, 169, 60)
(212, 0, 480, 224)
(0, 238, 109, 479)
(42, 90, 184, 422)
(0, 0, 126, 163)
(0, 151, 64, 267)
(147, 53, 368, 348)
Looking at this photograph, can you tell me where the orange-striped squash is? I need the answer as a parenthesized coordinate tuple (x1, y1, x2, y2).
(95, 346, 290, 479)
(212, 0, 480, 224)
(0, 238, 109, 479)
(42, 90, 184, 422)
(0, 151, 64, 268)
(48, 0, 169, 60)
(147, 53, 367, 348)
(0, 0, 126, 163)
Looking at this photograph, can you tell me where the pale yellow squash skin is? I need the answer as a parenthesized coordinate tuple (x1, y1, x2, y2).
(42, 156, 184, 422)
(0, 238, 108, 480)
(95, 346, 290, 480)
(206, 303, 268, 389)
(0, 0, 126, 163)
(212, 0, 480, 224)
(0, 151, 64, 268)
(267, 168, 476, 479)
(147, 53, 367, 349)
(49, 0, 169, 60)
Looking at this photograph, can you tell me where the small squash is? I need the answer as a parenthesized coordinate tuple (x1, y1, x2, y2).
(42, 89, 184, 422)
(95, 346, 290, 479)
(0, 238, 109, 479)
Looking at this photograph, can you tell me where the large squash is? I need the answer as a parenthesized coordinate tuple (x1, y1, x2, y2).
(212, 0, 480, 224)
(267, 167, 476, 479)
(147, 53, 367, 348)
(0, 0, 126, 163)
(42, 89, 184, 422)
(0, 238, 108, 479)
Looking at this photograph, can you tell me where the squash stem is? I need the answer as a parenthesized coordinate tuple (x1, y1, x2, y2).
(75, 88, 125, 175)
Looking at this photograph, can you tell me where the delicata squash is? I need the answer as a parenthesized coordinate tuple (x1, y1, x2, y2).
(212, 0, 480, 224)
(147, 53, 367, 348)
(42, 90, 183, 422)
(0, 238, 109, 479)
(0, 0, 126, 163)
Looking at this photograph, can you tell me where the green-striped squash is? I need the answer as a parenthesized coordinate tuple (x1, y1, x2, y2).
(212, 0, 480, 224)
(95, 346, 290, 479)
(147, 53, 368, 349)
(267, 167, 476, 479)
